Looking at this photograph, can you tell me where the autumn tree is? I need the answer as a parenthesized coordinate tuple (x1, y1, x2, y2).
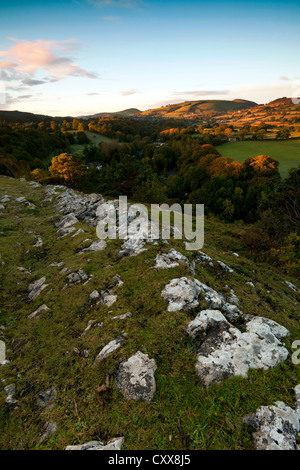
(243, 155, 280, 179)
(49, 153, 86, 184)
(208, 157, 243, 179)
(30, 168, 50, 183)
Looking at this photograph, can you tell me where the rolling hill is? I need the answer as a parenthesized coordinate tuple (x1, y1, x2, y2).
(138, 99, 258, 119)
(79, 108, 141, 119)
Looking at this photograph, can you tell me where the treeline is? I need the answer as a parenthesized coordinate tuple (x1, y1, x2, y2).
(0, 118, 299, 275)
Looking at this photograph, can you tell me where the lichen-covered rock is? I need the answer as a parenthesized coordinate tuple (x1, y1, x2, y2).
(186, 309, 228, 341)
(194, 280, 242, 321)
(66, 269, 90, 285)
(243, 386, 300, 450)
(161, 277, 201, 312)
(187, 310, 290, 386)
(154, 249, 188, 269)
(117, 351, 157, 403)
(65, 437, 124, 450)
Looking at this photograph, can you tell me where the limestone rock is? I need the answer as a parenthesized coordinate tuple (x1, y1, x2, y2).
(284, 280, 298, 292)
(28, 277, 48, 301)
(37, 422, 58, 444)
(28, 304, 50, 320)
(98, 293, 117, 307)
(187, 310, 290, 386)
(90, 290, 100, 299)
(37, 387, 56, 410)
(33, 236, 43, 248)
(117, 351, 157, 403)
(65, 437, 124, 450)
(0, 340, 6, 365)
(112, 312, 132, 321)
(66, 269, 90, 285)
(57, 226, 76, 239)
(55, 213, 78, 229)
(154, 248, 188, 269)
(93, 334, 127, 365)
(4, 384, 17, 404)
(79, 239, 107, 254)
(194, 279, 242, 321)
(217, 260, 234, 273)
(243, 386, 300, 450)
(161, 277, 201, 312)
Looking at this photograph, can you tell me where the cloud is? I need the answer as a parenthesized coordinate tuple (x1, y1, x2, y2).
(171, 90, 230, 98)
(88, 0, 144, 9)
(86, 92, 101, 95)
(0, 38, 98, 86)
(21, 78, 46, 86)
(279, 76, 289, 81)
(121, 88, 140, 96)
(18, 94, 33, 99)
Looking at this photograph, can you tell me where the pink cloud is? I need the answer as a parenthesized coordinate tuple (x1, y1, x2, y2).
(121, 89, 140, 96)
(0, 38, 98, 84)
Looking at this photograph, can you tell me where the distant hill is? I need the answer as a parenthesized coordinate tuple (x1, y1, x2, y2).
(0, 110, 71, 123)
(1, 98, 298, 124)
(139, 99, 258, 119)
(79, 108, 141, 119)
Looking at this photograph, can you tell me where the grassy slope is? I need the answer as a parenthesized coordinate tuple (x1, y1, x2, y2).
(0, 176, 299, 450)
(218, 139, 300, 178)
(70, 131, 116, 158)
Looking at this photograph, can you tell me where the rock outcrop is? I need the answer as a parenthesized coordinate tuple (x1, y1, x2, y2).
(187, 310, 290, 386)
(243, 385, 300, 450)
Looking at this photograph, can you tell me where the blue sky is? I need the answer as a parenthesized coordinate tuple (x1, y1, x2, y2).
(0, 0, 299, 116)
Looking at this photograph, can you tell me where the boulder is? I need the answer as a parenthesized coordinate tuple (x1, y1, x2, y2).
(116, 351, 157, 403)
(161, 277, 201, 312)
(187, 310, 290, 386)
(243, 385, 300, 450)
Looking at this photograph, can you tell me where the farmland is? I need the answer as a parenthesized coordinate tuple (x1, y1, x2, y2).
(218, 139, 300, 178)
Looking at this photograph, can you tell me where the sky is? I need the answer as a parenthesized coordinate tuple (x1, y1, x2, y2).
(0, 0, 299, 116)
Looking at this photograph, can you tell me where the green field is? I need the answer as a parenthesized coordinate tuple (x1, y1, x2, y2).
(70, 131, 116, 157)
(43, 131, 116, 165)
(218, 139, 300, 178)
